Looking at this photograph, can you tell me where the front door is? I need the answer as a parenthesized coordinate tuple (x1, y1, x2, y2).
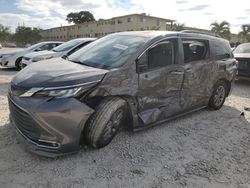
(137, 38, 185, 125)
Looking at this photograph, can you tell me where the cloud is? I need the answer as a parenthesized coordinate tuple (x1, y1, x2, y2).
(15, 0, 101, 17)
(176, 0, 188, 4)
(236, 16, 248, 20)
(0, 13, 68, 32)
(188, 4, 210, 11)
(203, 12, 214, 15)
(60, 1, 100, 9)
(106, 0, 143, 11)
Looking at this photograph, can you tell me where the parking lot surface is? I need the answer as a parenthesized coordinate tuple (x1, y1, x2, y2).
(0, 66, 250, 188)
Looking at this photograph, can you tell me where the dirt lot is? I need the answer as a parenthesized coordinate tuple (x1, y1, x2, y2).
(0, 67, 250, 188)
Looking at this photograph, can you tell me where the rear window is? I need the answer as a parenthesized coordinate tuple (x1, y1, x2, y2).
(211, 40, 231, 58)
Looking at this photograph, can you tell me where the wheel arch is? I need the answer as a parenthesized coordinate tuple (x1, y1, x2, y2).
(15, 56, 23, 69)
(83, 94, 139, 130)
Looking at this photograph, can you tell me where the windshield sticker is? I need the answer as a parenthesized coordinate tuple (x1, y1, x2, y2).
(113, 44, 128, 50)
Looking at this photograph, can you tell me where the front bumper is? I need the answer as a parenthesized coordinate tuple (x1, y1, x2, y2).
(8, 94, 94, 157)
(0, 57, 9, 67)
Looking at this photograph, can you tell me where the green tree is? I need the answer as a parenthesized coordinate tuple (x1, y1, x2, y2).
(66, 11, 95, 24)
(13, 26, 42, 46)
(210, 21, 231, 40)
(239, 24, 250, 42)
(171, 23, 185, 31)
(0, 24, 12, 42)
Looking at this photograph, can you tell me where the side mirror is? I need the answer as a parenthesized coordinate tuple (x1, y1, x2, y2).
(136, 53, 148, 73)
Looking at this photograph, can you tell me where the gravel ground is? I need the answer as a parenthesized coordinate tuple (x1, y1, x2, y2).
(0, 67, 250, 188)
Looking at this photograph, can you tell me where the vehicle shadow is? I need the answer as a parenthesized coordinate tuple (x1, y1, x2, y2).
(0, 67, 18, 75)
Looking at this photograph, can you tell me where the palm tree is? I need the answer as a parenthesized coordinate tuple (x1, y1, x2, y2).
(171, 23, 185, 31)
(210, 21, 231, 40)
(239, 24, 250, 42)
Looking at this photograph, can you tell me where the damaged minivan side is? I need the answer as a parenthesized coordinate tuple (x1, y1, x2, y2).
(8, 31, 237, 157)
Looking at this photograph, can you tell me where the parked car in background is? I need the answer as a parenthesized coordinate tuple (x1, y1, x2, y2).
(0, 41, 63, 69)
(21, 38, 96, 69)
(233, 43, 250, 79)
(8, 31, 237, 157)
(0, 43, 2, 49)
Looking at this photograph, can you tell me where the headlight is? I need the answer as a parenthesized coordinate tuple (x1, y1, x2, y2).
(20, 87, 83, 98)
(32, 56, 53, 62)
(35, 87, 82, 98)
(1, 54, 14, 58)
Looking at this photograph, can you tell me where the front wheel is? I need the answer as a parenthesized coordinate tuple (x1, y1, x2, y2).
(84, 97, 127, 148)
(15, 57, 22, 70)
(208, 81, 228, 110)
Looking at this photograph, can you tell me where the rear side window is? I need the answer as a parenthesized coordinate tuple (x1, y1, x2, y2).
(182, 40, 208, 63)
(148, 41, 174, 69)
(211, 40, 231, 59)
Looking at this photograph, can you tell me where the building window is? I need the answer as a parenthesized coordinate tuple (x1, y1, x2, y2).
(127, 17, 133, 22)
(118, 19, 123, 24)
(140, 17, 146, 22)
(110, 20, 115, 25)
(157, 19, 162, 26)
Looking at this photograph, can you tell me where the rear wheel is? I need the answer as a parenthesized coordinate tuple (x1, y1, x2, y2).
(208, 80, 228, 110)
(84, 97, 127, 148)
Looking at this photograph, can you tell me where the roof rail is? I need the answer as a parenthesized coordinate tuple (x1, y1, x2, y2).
(180, 30, 221, 37)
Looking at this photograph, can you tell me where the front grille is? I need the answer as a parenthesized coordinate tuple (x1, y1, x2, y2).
(9, 98, 41, 140)
(236, 58, 250, 76)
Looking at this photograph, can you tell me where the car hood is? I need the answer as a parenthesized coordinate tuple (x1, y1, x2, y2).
(25, 50, 61, 59)
(234, 53, 250, 58)
(1, 49, 25, 55)
(11, 58, 108, 88)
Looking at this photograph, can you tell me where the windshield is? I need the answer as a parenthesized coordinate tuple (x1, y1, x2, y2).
(26, 42, 45, 51)
(53, 39, 83, 52)
(234, 43, 250, 53)
(68, 35, 149, 69)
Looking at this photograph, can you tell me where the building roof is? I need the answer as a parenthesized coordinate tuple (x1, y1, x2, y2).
(109, 13, 176, 22)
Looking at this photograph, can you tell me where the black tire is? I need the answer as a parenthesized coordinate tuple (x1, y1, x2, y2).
(208, 80, 228, 110)
(15, 57, 22, 70)
(84, 97, 127, 148)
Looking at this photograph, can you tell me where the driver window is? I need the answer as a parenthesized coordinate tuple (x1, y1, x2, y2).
(37, 44, 49, 51)
(148, 41, 174, 69)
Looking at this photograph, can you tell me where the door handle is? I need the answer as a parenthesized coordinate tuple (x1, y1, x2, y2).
(185, 68, 191, 72)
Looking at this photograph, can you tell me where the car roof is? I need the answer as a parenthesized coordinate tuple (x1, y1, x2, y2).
(112, 31, 226, 41)
(68, 38, 96, 42)
(40, 41, 64, 44)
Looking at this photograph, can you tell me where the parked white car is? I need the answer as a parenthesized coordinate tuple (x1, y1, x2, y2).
(21, 38, 96, 69)
(0, 41, 63, 69)
(0, 43, 2, 49)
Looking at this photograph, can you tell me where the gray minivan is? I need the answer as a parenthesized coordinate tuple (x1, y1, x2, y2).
(8, 31, 237, 157)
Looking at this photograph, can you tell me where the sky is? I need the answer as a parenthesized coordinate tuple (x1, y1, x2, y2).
(0, 0, 250, 33)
